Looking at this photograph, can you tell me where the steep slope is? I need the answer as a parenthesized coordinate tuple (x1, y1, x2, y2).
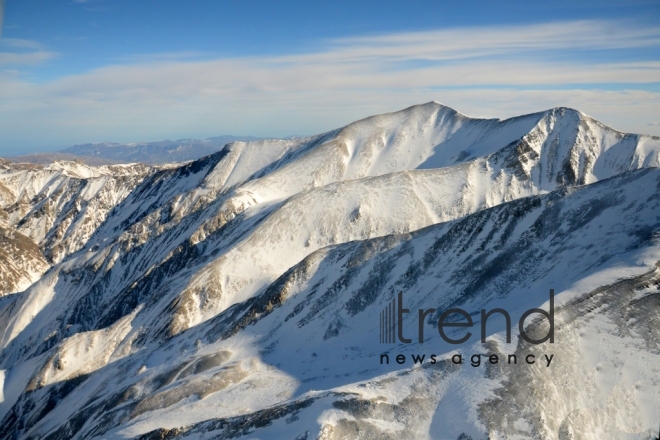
(0, 161, 152, 264)
(0, 161, 152, 297)
(1, 103, 659, 373)
(147, 105, 660, 335)
(0, 228, 49, 296)
(1, 167, 659, 439)
(0, 103, 659, 440)
(119, 168, 660, 439)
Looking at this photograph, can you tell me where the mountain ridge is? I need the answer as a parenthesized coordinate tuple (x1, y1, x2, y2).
(0, 102, 658, 439)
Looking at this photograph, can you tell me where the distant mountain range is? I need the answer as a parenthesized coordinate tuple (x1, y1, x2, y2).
(0, 102, 659, 439)
(6, 135, 263, 165)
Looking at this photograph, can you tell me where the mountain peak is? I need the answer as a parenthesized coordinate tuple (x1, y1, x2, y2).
(0, 104, 659, 439)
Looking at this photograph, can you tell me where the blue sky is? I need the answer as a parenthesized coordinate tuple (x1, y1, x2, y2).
(1, 0, 659, 155)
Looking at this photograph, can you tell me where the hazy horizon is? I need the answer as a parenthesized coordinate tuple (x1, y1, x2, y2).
(1, 0, 659, 155)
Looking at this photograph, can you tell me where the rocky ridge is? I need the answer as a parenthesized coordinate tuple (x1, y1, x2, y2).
(0, 102, 658, 439)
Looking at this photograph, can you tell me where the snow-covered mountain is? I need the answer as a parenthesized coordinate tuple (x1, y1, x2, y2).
(0, 160, 152, 296)
(0, 102, 658, 439)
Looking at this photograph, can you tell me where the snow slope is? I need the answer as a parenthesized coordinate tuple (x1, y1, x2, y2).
(0, 161, 151, 296)
(0, 102, 659, 440)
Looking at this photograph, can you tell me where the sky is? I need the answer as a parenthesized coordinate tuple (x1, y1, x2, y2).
(0, 0, 659, 155)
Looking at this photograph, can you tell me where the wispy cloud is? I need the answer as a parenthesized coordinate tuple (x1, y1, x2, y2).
(0, 38, 57, 67)
(1, 38, 45, 50)
(1, 19, 659, 151)
(0, 50, 57, 66)
(113, 51, 211, 63)
(330, 20, 660, 58)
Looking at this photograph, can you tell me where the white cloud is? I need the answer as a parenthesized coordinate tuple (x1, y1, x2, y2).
(1, 19, 659, 152)
(1, 38, 44, 50)
(0, 50, 58, 66)
(316, 20, 660, 66)
(0, 38, 58, 67)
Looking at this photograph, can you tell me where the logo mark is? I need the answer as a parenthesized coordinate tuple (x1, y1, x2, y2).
(379, 290, 555, 345)
(380, 297, 396, 343)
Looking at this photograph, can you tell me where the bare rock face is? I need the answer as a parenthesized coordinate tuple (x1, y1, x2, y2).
(0, 103, 659, 440)
(0, 228, 49, 296)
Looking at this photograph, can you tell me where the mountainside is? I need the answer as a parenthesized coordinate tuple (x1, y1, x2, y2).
(0, 102, 659, 440)
(0, 228, 49, 296)
(0, 160, 152, 295)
